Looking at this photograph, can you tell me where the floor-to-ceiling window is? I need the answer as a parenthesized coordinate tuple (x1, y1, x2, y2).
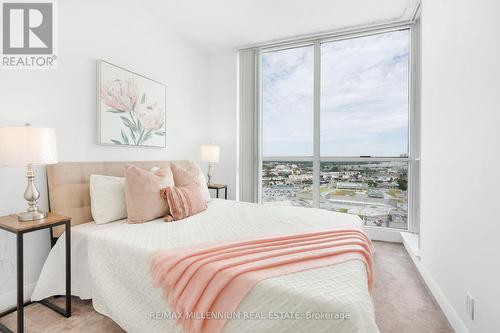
(262, 45, 315, 207)
(261, 28, 413, 230)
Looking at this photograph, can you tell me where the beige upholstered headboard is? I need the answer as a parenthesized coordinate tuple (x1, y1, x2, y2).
(47, 160, 196, 237)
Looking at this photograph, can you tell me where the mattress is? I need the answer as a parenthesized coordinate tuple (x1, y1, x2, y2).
(32, 199, 379, 333)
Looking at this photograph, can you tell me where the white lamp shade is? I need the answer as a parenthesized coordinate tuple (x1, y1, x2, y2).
(0, 126, 58, 166)
(200, 144, 220, 163)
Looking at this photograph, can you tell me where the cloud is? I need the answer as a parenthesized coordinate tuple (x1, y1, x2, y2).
(262, 45, 314, 156)
(262, 30, 409, 157)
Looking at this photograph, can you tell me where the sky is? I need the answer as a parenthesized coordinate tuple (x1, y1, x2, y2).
(262, 29, 409, 157)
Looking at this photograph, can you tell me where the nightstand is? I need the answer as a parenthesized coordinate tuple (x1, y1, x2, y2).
(208, 183, 228, 199)
(0, 213, 71, 333)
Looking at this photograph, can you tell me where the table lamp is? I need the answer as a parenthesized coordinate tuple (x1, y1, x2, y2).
(0, 124, 58, 221)
(200, 144, 220, 185)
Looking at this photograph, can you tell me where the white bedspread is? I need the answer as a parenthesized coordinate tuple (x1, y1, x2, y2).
(32, 199, 379, 333)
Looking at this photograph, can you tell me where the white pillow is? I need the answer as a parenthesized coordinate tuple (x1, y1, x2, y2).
(89, 175, 127, 224)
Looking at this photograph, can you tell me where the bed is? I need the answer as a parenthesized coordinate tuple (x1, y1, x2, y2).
(32, 161, 379, 333)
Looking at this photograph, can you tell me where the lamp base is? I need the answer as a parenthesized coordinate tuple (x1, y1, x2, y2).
(207, 163, 213, 186)
(18, 210, 47, 222)
(18, 164, 47, 222)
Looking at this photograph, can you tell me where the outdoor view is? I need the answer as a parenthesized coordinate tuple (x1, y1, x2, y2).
(261, 29, 410, 229)
(262, 161, 408, 229)
(320, 30, 409, 157)
(320, 161, 408, 229)
(262, 161, 313, 207)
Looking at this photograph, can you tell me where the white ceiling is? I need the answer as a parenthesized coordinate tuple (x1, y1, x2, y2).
(139, 0, 419, 53)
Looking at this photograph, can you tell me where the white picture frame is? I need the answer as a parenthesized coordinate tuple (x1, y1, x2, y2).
(97, 60, 166, 148)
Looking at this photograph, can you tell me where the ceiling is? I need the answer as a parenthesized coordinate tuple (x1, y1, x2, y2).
(139, 0, 419, 53)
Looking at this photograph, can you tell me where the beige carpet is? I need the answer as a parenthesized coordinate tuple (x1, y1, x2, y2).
(0, 241, 453, 333)
(372, 241, 453, 333)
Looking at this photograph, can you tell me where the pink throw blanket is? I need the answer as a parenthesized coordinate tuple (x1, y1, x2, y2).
(150, 227, 374, 333)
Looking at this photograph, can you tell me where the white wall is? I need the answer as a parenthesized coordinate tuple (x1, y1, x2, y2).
(420, 1, 500, 332)
(0, 0, 212, 310)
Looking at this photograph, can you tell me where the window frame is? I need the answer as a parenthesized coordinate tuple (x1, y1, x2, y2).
(256, 23, 420, 234)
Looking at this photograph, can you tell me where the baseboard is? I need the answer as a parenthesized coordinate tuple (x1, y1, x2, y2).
(403, 238, 469, 333)
(0, 282, 37, 313)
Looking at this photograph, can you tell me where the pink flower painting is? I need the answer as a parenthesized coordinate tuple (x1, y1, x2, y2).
(99, 63, 166, 147)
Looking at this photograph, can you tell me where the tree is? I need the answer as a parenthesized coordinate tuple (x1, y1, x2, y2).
(397, 177, 407, 191)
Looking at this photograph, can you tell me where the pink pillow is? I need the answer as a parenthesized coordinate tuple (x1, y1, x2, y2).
(125, 164, 174, 224)
(160, 182, 207, 221)
(170, 163, 210, 201)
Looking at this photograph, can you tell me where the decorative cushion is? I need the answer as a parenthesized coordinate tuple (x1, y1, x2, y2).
(89, 175, 127, 224)
(160, 182, 207, 221)
(170, 162, 211, 201)
(124, 164, 174, 223)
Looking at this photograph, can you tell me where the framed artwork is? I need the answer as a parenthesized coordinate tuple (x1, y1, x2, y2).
(97, 60, 166, 147)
